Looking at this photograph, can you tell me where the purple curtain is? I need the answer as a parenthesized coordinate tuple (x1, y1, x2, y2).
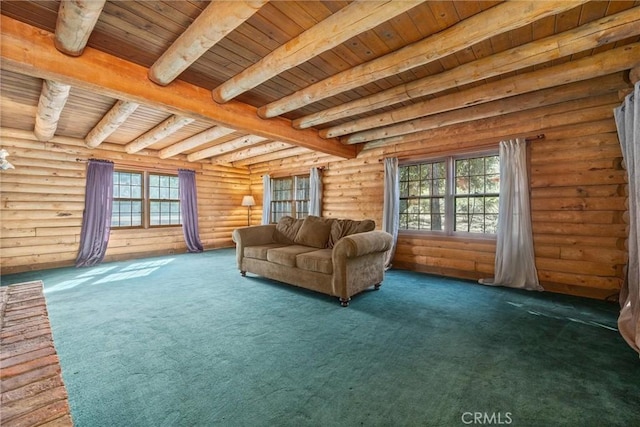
(76, 160, 114, 267)
(179, 169, 203, 252)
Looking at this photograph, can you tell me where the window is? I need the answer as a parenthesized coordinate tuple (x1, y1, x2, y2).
(399, 153, 499, 235)
(112, 171, 181, 228)
(149, 174, 181, 226)
(271, 175, 309, 223)
(112, 171, 143, 227)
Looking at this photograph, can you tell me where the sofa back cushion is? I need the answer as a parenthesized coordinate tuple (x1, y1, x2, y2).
(273, 216, 304, 244)
(327, 219, 376, 248)
(294, 215, 333, 249)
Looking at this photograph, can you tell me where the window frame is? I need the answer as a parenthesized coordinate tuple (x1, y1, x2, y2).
(147, 173, 181, 228)
(270, 174, 310, 223)
(112, 170, 144, 229)
(111, 170, 182, 230)
(399, 149, 499, 239)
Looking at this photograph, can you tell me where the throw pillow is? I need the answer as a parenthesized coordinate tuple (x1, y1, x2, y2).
(294, 215, 332, 249)
(273, 216, 304, 244)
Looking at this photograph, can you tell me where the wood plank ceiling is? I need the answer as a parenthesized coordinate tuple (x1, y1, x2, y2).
(1, 0, 639, 167)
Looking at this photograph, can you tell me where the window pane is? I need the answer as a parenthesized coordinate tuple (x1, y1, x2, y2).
(456, 159, 468, 176)
(434, 178, 446, 196)
(486, 196, 499, 214)
(486, 155, 500, 174)
(456, 197, 468, 213)
(456, 177, 469, 195)
(452, 154, 500, 235)
(455, 214, 469, 232)
(469, 157, 484, 175)
(470, 176, 484, 194)
(485, 175, 500, 193)
(149, 186, 159, 199)
(419, 214, 431, 229)
(400, 181, 409, 198)
(485, 214, 498, 234)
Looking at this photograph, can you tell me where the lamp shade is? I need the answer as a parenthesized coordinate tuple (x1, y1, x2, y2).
(241, 195, 256, 207)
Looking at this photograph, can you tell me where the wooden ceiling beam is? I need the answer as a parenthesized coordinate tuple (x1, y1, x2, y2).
(342, 73, 628, 145)
(34, 80, 71, 142)
(0, 15, 356, 159)
(211, 141, 294, 165)
(54, 0, 106, 56)
(85, 100, 140, 148)
(187, 134, 268, 162)
(326, 43, 640, 139)
(124, 115, 195, 154)
(257, 0, 589, 119)
(233, 146, 311, 168)
(296, 6, 640, 130)
(159, 125, 236, 159)
(148, 0, 267, 86)
(211, 0, 422, 103)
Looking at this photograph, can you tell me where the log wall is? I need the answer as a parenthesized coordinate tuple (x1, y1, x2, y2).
(249, 74, 631, 300)
(0, 129, 249, 274)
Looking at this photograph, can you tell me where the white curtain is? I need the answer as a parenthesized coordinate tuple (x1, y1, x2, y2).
(309, 167, 322, 217)
(614, 81, 640, 355)
(480, 139, 542, 291)
(383, 157, 399, 269)
(262, 174, 271, 225)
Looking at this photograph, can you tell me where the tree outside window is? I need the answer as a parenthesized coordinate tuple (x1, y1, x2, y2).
(399, 153, 499, 236)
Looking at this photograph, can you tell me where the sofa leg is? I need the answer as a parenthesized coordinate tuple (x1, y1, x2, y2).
(374, 283, 381, 290)
(241, 271, 246, 277)
(339, 297, 351, 307)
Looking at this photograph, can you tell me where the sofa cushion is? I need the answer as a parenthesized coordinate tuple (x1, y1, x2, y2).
(267, 245, 317, 267)
(294, 215, 332, 249)
(273, 216, 304, 244)
(296, 249, 333, 275)
(244, 243, 288, 260)
(327, 219, 376, 248)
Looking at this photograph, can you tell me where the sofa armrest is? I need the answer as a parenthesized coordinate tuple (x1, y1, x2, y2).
(332, 230, 393, 259)
(232, 224, 276, 247)
(232, 225, 276, 269)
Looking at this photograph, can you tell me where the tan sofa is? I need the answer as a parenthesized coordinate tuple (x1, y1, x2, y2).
(232, 215, 393, 306)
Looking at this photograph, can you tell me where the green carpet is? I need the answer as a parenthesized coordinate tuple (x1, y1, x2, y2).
(2, 249, 639, 426)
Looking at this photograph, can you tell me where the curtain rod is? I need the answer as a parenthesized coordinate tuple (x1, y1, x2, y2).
(75, 158, 195, 174)
(381, 133, 546, 162)
(526, 134, 545, 142)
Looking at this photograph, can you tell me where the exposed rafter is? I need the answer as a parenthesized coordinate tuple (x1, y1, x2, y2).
(187, 134, 268, 162)
(159, 125, 236, 159)
(295, 7, 640, 130)
(211, 141, 294, 165)
(325, 43, 640, 139)
(257, 0, 589, 119)
(149, 0, 267, 86)
(233, 146, 312, 168)
(125, 115, 195, 154)
(85, 100, 139, 148)
(54, 0, 106, 56)
(34, 80, 71, 142)
(342, 74, 627, 145)
(0, 15, 357, 160)
(212, 0, 423, 103)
